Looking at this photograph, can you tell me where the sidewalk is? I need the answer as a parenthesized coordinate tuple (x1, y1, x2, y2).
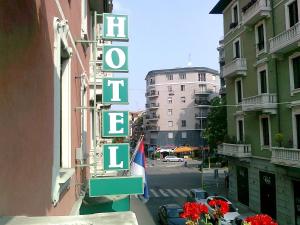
(130, 196, 156, 225)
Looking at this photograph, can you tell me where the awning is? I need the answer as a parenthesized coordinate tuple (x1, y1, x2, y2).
(174, 146, 199, 153)
(157, 148, 174, 153)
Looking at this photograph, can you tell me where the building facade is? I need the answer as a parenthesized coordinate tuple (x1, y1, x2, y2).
(144, 67, 220, 148)
(211, 0, 300, 224)
(0, 0, 117, 217)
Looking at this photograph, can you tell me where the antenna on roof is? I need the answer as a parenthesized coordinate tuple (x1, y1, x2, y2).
(187, 53, 192, 67)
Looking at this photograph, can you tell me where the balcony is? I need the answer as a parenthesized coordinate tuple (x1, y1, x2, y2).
(194, 90, 211, 95)
(271, 147, 300, 168)
(223, 58, 247, 79)
(195, 112, 208, 118)
(218, 143, 252, 158)
(242, 0, 271, 26)
(147, 103, 159, 110)
(146, 91, 159, 98)
(270, 22, 300, 54)
(194, 99, 210, 107)
(146, 114, 160, 121)
(242, 93, 277, 114)
(146, 125, 160, 131)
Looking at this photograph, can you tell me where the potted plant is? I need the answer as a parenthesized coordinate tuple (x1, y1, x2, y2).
(243, 214, 278, 225)
(274, 133, 284, 147)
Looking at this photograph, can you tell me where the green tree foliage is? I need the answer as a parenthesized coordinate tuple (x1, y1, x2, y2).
(203, 97, 227, 151)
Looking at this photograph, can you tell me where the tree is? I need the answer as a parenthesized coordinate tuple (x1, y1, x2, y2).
(203, 96, 227, 152)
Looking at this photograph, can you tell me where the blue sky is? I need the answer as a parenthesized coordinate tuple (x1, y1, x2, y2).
(112, 0, 223, 111)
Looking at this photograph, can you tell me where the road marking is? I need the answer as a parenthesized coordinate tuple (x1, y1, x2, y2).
(175, 189, 187, 197)
(183, 189, 190, 195)
(158, 189, 169, 197)
(166, 189, 177, 197)
(150, 189, 159, 197)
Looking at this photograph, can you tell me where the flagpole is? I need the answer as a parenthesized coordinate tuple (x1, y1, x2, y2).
(130, 134, 144, 165)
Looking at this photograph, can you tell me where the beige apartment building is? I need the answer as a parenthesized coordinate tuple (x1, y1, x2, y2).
(144, 67, 220, 148)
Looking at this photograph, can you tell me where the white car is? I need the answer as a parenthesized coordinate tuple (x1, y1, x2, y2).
(201, 196, 240, 225)
(163, 155, 184, 162)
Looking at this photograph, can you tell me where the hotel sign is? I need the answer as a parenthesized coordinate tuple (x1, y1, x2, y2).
(89, 13, 143, 198)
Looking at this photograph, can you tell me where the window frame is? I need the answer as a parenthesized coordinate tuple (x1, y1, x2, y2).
(289, 52, 300, 95)
(52, 17, 74, 205)
(168, 109, 173, 115)
(179, 73, 186, 79)
(181, 120, 186, 127)
(255, 20, 267, 55)
(182, 132, 187, 139)
(292, 107, 300, 148)
(257, 64, 269, 94)
(168, 132, 174, 139)
(259, 115, 272, 149)
(285, 0, 300, 30)
(168, 97, 173, 104)
(168, 121, 173, 127)
(181, 96, 186, 103)
(236, 117, 245, 143)
(181, 85, 185, 91)
(166, 74, 173, 80)
(233, 37, 241, 59)
(235, 78, 243, 104)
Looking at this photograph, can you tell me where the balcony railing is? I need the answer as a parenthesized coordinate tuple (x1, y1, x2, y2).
(242, 0, 271, 26)
(146, 115, 160, 120)
(146, 91, 159, 98)
(270, 22, 300, 54)
(218, 143, 252, 158)
(242, 93, 277, 113)
(223, 58, 247, 78)
(271, 147, 300, 168)
(195, 99, 210, 105)
(195, 113, 208, 118)
(146, 125, 160, 131)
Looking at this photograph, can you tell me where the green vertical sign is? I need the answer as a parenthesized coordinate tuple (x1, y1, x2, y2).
(102, 46, 128, 72)
(103, 144, 129, 171)
(102, 78, 128, 104)
(102, 13, 129, 41)
(102, 111, 129, 137)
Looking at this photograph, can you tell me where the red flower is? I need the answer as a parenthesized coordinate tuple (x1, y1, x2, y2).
(180, 202, 209, 222)
(244, 214, 278, 225)
(208, 199, 229, 216)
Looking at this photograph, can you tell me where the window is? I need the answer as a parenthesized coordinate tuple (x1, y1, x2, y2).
(179, 73, 186, 79)
(260, 116, 271, 147)
(182, 132, 187, 139)
(255, 22, 265, 53)
(52, 18, 74, 205)
(181, 97, 186, 103)
(168, 121, 173, 127)
(259, 69, 268, 94)
(81, 0, 88, 39)
(166, 74, 173, 80)
(149, 78, 155, 85)
(230, 2, 239, 29)
(198, 73, 206, 81)
(168, 85, 173, 92)
(296, 114, 300, 149)
(286, 0, 299, 29)
(168, 132, 173, 139)
(237, 119, 244, 142)
(168, 109, 173, 115)
(181, 85, 185, 91)
(233, 38, 241, 59)
(182, 120, 186, 127)
(168, 97, 172, 104)
(235, 79, 243, 104)
(199, 84, 207, 93)
(291, 54, 300, 91)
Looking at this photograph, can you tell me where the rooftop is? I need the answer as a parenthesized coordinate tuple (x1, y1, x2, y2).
(210, 0, 232, 14)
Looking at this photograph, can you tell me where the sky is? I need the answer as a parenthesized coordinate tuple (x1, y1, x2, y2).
(112, 0, 223, 112)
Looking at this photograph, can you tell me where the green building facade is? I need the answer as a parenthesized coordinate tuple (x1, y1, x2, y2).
(211, 0, 300, 224)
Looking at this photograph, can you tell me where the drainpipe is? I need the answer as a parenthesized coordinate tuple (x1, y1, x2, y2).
(270, 0, 281, 134)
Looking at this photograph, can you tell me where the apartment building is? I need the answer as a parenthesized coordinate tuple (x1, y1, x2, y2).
(144, 67, 220, 148)
(211, 0, 300, 224)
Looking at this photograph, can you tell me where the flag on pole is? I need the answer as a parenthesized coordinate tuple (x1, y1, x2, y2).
(131, 137, 149, 202)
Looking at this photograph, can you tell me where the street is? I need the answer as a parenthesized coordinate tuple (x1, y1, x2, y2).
(131, 159, 254, 225)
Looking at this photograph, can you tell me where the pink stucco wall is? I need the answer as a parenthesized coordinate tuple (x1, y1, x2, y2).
(0, 0, 91, 216)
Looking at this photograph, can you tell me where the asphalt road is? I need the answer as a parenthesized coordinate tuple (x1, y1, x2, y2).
(145, 159, 226, 225)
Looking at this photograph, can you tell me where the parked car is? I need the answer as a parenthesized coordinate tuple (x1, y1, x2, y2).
(186, 188, 209, 202)
(158, 204, 187, 225)
(202, 196, 240, 225)
(163, 155, 184, 162)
